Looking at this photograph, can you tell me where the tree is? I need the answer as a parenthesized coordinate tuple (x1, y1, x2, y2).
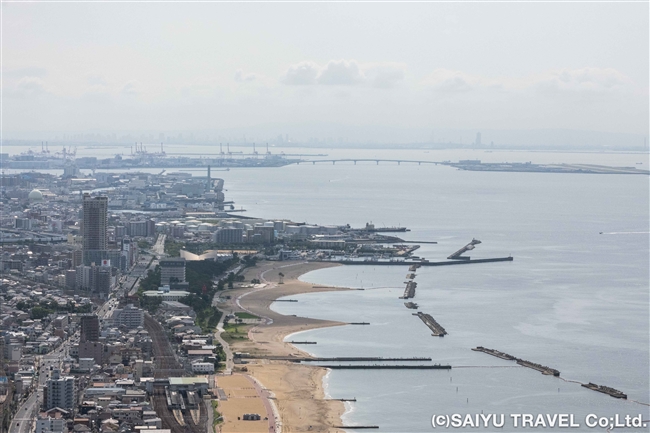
(31, 306, 52, 320)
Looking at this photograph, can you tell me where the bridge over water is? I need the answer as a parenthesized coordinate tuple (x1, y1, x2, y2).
(294, 159, 447, 165)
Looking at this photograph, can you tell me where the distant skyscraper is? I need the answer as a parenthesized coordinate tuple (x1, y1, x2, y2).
(83, 193, 108, 265)
(475, 132, 482, 147)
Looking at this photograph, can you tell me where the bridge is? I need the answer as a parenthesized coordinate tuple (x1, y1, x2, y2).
(294, 159, 446, 166)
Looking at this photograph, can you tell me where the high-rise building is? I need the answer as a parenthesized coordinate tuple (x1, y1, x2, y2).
(160, 258, 186, 285)
(475, 132, 482, 147)
(112, 304, 144, 330)
(80, 315, 99, 343)
(213, 228, 244, 244)
(44, 369, 76, 410)
(82, 194, 108, 265)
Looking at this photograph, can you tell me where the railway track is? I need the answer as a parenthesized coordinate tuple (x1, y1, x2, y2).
(144, 313, 186, 377)
(153, 388, 186, 433)
(146, 313, 206, 433)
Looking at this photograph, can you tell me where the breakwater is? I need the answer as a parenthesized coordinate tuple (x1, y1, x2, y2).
(581, 383, 627, 399)
(416, 312, 447, 337)
(472, 347, 559, 376)
(318, 365, 451, 370)
(240, 355, 433, 362)
(319, 257, 513, 266)
(400, 281, 417, 299)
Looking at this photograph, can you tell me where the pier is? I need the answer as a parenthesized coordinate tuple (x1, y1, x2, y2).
(318, 365, 451, 369)
(239, 355, 433, 362)
(289, 341, 317, 344)
(320, 257, 513, 266)
(448, 239, 482, 260)
(415, 312, 448, 337)
(300, 357, 432, 362)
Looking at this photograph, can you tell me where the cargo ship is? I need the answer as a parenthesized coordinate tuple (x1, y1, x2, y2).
(581, 383, 627, 399)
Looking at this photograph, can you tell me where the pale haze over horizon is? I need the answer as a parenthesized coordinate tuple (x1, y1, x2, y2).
(3, 2, 649, 146)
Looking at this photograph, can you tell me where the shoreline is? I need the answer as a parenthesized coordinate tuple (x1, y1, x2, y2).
(217, 260, 350, 433)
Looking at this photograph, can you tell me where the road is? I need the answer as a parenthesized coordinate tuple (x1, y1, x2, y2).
(213, 315, 233, 374)
(10, 245, 160, 432)
(11, 335, 74, 433)
(152, 234, 166, 256)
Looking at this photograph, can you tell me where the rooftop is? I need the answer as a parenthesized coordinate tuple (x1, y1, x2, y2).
(168, 377, 209, 386)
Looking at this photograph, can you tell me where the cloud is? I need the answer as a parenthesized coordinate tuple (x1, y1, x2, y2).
(17, 76, 47, 93)
(281, 59, 405, 88)
(121, 80, 139, 95)
(281, 61, 320, 85)
(87, 75, 109, 86)
(317, 59, 365, 86)
(535, 68, 633, 94)
(4, 67, 47, 78)
(422, 67, 636, 95)
(365, 63, 406, 88)
(234, 69, 257, 83)
(421, 69, 479, 93)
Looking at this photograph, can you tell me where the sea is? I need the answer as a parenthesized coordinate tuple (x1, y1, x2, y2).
(4, 145, 649, 432)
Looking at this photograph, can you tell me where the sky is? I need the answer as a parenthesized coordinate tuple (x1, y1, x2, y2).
(2, 2, 649, 144)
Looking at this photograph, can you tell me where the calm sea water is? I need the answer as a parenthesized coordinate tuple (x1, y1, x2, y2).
(8, 146, 649, 431)
(229, 150, 648, 433)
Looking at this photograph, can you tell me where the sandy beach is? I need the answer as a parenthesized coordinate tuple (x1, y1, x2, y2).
(215, 260, 350, 433)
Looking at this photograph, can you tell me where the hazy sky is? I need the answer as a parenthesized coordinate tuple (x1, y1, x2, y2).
(3, 2, 648, 141)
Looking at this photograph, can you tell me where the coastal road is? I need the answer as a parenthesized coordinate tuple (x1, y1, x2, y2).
(244, 374, 280, 433)
(213, 314, 234, 374)
(233, 261, 309, 326)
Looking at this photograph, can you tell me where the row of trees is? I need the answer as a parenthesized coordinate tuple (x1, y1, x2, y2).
(136, 257, 241, 332)
(17, 299, 93, 320)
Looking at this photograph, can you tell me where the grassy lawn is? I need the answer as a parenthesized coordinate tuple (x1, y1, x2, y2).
(222, 323, 250, 342)
(212, 400, 223, 427)
(234, 312, 259, 319)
